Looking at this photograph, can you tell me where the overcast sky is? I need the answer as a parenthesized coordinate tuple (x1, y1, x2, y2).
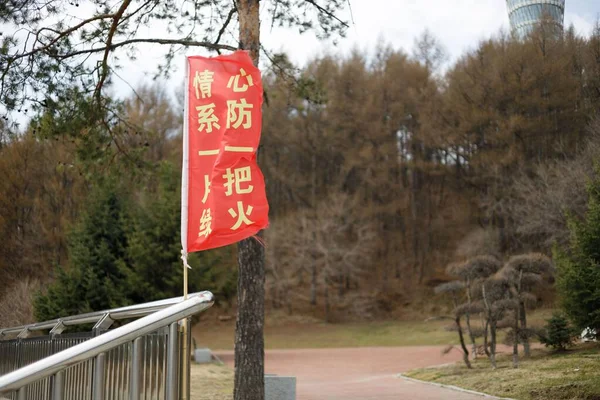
(110, 0, 598, 100)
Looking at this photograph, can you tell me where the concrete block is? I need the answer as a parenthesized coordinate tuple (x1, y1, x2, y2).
(265, 375, 296, 400)
(194, 348, 212, 364)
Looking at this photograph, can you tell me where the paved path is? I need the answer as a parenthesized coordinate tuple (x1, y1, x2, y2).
(215, 346, 499, 400)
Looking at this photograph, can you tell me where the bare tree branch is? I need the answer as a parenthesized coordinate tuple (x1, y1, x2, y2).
(95, 0, 133, 102)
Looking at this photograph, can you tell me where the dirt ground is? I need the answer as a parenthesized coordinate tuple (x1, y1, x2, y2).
(209, 346, 506, 400)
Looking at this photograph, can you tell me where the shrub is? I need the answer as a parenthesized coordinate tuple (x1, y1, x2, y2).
(540, 313, 576, 351)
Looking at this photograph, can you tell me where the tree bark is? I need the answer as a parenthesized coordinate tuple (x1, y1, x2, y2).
(456, 316, 472, 369)
(310, 154, 317, 306)
(512, 301, 519, 369)
(234, 2, 264, 400)
(483, 319, 490, 358)
(234, 238, 265, 400)
(465, 281, 477, 360)
(490, 321, 497, 369)
(520, 300, 531, 357)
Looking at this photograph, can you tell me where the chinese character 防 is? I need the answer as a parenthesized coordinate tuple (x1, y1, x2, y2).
(202, 175, 211, 204)
(223, 167, 254, 196)
(227, 68, 254, 93)
(227, 99, 253, 129)
(199, 208, 213, 237)
(196, 103, 221, 133)
(228, 201, 254, 230)
(193, 70, 215, 99)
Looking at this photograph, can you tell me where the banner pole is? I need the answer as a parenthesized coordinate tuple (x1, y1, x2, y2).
(181, 56, 191, 400)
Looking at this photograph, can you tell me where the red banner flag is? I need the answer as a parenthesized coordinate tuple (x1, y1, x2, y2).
(181, 51, 269, 253)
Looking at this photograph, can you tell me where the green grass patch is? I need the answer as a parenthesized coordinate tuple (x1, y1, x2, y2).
(405, 344, 600, 400)
(194, 318, 459, 350)
(194, 309, 555, 351)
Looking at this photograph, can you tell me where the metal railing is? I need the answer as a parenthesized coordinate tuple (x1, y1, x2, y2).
(0, 292, 214, 400)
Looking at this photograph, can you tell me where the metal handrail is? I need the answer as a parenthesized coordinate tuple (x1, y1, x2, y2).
(0, 291, 214, 399)
(0, 292, 207, 338)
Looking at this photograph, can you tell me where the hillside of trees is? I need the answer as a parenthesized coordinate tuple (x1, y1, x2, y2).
(1, 23, 599, 324)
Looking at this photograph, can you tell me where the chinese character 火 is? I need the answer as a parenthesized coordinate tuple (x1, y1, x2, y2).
(228, 201, 254, 230)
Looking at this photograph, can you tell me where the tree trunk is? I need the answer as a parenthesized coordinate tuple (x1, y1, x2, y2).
(310, 263, 317, 306)
(520, 300, 531, 357)
(324, 271, 330, 323)
(310, 153, 317, 306)
(234, 2, 264, 400)
(483, 319, 490, 358)
(490, 321, 497, 369)
(512, 305, 519, 369)
(234, 238, 265, 400)
(455, 316, 472, 369)
(465, 282, 477, 360)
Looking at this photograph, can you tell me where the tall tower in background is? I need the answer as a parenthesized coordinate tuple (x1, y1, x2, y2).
(506, 0, 565, 37)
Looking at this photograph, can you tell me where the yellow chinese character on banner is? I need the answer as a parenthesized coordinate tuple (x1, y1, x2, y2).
(202, 175, 211, 204)
(228, 201, 253, 230)
(226, 99, 253, 129)
(223, 167, 254, 196)
(196, 103, 221, 133)
(227, 68, 254, 93)
(199, 209, 213, 237)
(193, 70, 215, 99)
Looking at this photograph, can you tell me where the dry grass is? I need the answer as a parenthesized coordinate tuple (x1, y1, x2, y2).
(0, 280, 39, 328)
(405, 343, 600, 400)
(190, 363, 233, 400)
(193, 309, 555, 351)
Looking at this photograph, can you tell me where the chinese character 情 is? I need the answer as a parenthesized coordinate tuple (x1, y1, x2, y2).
(227, 68, 254, 93)
(196, 103, 221, 133)
(199, 208, 213, 237)
(193, 70, 215, 99)
(223, 167, 254, 196)
(228, 201, 254, 230)
(226, 99, 253, 129)
(202, 175, 211, 204)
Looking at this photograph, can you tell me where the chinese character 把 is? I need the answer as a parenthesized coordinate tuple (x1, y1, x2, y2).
(199, 208, 213, 237)
(202, 175, 211, 204)
(227, 68, 254, 93)
(223, 167, 254, 196)
(193, 70, 215, 99)
(226, 99, 253, 129)
(196, 103, 221, 133)
(228, 201, 253, 230)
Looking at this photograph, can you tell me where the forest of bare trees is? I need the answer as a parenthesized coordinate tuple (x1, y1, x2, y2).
(1, 22, 600, 322)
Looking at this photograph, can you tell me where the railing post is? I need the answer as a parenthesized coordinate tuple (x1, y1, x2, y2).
(92, 353, 106, 400)
(17, 387, 26, 400)
(130, 337, 143, 400)
(52, 370, 65, 400)
(166, 322, 179, 400)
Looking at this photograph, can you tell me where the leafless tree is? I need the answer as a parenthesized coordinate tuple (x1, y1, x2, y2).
(435, 280, 472, 369)
(447, 255, 501, 360)
(500, 253, 554, 366)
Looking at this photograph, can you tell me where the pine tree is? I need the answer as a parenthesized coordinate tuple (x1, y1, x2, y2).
(555, 167, 600, 337)
(34, 181, 130, 321)
(125, 162, 237, 305)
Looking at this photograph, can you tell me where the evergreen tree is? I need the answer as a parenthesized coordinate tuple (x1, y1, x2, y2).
(34, 181, 130, 321)
(540, 313, 576, 351)
(555, 167, 600, 337)
(125, 162, 237, 305)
